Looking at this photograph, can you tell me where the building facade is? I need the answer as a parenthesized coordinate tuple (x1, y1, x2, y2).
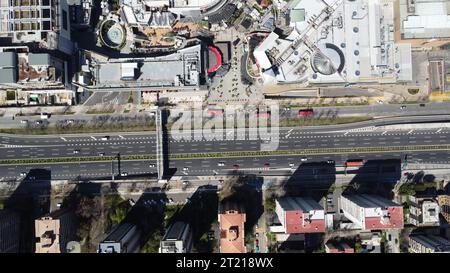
(340, 194, 403, 230)
(409, 234, 450, 253)
(438, 195, 450, 224)
(275, 197, 326, 234)
(159, 221, 193, 253)
(98, 223, 141, 253)
(0, 210, 21, 253)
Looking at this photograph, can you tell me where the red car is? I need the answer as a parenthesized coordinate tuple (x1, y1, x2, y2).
(263, 163, 270, 169)
(207, 109, 223, 116)
(233, 164, 240, 170)
(299, 109, 314, 116)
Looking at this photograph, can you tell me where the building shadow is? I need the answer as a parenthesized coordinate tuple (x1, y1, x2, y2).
(342, 159, 401, 199)
(4, 168, 52, 252)
(164, 185, 219, 253)
(281, 161, 337, 201)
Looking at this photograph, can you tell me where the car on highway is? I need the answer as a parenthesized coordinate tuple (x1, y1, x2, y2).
(121, 172, 128, 177)
(301, 157, 308, 162)
(400, 105, 407, 110)
(73, 150, 80, 154)
(149, 164, 155, 168)
(289, 163, 295, 168)
(66, 119, 74, 124)
(218, 162, 225, 167)
(182, 181, 189, 190)
(98, 152, 105, 156)
(183, 167, 189, 171)
(20, 120, 28, 124)
(233, 164, 240, 170)
(264, 163, 270, 169)
(19, 172, 27, 177)
(101, 136, 110, 141)
(218, 180, 224, 184)
(419, 103, 426, 107)
(327, 160, 335, 164)
(35, 120, 43, 125)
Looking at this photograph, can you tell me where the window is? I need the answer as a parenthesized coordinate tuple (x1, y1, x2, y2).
(62, 10, 68, 30)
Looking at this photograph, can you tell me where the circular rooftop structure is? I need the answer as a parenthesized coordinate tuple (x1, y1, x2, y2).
(99, 19, 126, 49)
(311, 43, 345, 76)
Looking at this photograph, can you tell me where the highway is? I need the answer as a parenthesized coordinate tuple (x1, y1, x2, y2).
(2, 115, 450, 180)
(0, 150, 449, 182)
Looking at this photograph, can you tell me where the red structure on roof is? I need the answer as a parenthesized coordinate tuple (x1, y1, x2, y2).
(207, 45, 222, 73)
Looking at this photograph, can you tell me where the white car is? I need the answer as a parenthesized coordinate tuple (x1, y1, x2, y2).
(183, 167, 189, 171)
(121, 172, 128, 177)
(19, 172, 27, 177)
(20, 120, 28, 124)
(301, 157, 308, 162)
(73, 150, 80, 154)
(98, 152, 105, 156)
(67, 119, 74, 124)
(149, 164, 155, 168)
(217, 162, 225, 167)
(289, 163, 295, 168)
(101, 136, 109, 141)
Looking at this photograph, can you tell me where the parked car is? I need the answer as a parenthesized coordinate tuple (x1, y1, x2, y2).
(35, 120, 43, 125)
(419, 103, 426, 107)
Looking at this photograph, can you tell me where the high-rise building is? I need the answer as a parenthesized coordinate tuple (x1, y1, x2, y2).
(409, 234, 450, 253)
(408, 195, 440, 227)
(35, 209, 77, 253)
(98, 223, 141, 253)
(0, 210, 21, 253)
(159, 221, 193, 253)
(340, 194, 403, 230)
(438, 195, 450, 224)
(275, 197, 326, 234)
(0, 0, 73, 53)
(218, 202, 246, 253)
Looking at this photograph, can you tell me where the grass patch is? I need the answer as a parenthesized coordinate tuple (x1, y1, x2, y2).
(279, 116, 373, 127)
(6, 91, 15, 100)
(0, 123, 156, 135)
(86, 109, 116, 115)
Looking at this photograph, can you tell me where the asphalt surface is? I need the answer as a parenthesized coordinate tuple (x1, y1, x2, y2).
(3, 101, 450, 129)
(2, 115, 450, 180)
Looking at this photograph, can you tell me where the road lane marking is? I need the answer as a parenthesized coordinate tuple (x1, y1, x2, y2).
(90, 136, 96, 140)
(436, 129, 442, 133)
(60, 137, 67, 141)
(119, 135, 125, 139)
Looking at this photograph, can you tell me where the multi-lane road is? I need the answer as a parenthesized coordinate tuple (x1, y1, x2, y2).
(2, 113, 450, 181)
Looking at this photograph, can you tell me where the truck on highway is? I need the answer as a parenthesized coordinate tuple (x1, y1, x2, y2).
(345, 159, 364, 167)
(298, 109, 314, 116)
